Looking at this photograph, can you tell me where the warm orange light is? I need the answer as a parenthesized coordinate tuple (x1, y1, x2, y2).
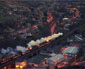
(64, 54, 69, 59)
(3, 66, 7, 69)
(57, 65, 62, 68)
(46, 38, 50, 42)
(29, 47, 32, 50)
(37, 44, 40, 47)
(16, 61, 26, 69)
(64, 48, 68, 50)
(21, 62, 26, 66)
(20, 66, 23, 68)
(63, 62, 68, 64)
(46, 40, 49, 42)
(74, 62, 79, 65)
(75, 63, 78, 65)
(16, 65, 19, 68)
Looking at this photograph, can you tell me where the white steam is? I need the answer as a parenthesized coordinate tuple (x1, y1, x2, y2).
(0, 32, 63, 58)
(16, 46, 28, 54)
(27, 32, 63, 48)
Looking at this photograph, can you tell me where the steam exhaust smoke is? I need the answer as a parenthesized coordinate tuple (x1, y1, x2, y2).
(0, 32, 63, 58)
(27, 32, 63, 48)
(16, 46, 28, 54)
(0, 47, 17, 58)
(1, 48, 7, 54)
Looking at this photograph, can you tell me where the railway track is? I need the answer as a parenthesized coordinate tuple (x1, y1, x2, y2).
(0, 22, 85, 68)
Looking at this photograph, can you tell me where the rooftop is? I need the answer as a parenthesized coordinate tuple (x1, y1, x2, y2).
(62, 47, 79, 54)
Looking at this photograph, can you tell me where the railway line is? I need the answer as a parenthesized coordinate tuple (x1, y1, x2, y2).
(0, 22, 85, 68)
